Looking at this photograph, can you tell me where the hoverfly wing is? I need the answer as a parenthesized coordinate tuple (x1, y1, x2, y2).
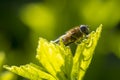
(52, 35, 66, 44)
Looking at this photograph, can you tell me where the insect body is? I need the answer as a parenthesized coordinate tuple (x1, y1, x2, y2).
(53, 25, 89, 46)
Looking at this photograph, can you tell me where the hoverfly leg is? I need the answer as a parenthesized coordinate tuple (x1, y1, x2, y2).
(74, 41, 81, 45)
(86, 34, 90, 39)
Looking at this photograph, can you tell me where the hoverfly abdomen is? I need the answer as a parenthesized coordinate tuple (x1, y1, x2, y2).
(53, 25, 89, 46)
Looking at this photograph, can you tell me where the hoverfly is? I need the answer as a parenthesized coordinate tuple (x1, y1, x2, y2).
(53, 25, 89, 46)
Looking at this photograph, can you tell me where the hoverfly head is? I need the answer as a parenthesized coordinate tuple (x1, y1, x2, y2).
(80, 25, 89, 35)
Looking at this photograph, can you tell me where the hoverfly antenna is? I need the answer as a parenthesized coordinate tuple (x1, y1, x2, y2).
(80, 25, 89, 35)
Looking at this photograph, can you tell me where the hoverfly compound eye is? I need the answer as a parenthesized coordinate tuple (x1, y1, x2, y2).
(80, 25, 89, 35)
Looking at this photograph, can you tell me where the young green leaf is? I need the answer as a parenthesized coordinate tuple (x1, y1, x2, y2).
(36, 38, 73, 80)
(4, 63, 56, 80)
(71, 24, 102, 80)
(4, 24, 102, 80)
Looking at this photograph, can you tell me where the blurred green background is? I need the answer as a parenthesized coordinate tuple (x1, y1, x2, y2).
(0, 0, 120, 80)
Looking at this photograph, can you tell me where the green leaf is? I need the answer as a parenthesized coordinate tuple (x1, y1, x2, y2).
(71, 24, 102, 80)
(4, 24, 102, 80)
(36, 38, 73, 80)
(4, 63, 56, 80)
